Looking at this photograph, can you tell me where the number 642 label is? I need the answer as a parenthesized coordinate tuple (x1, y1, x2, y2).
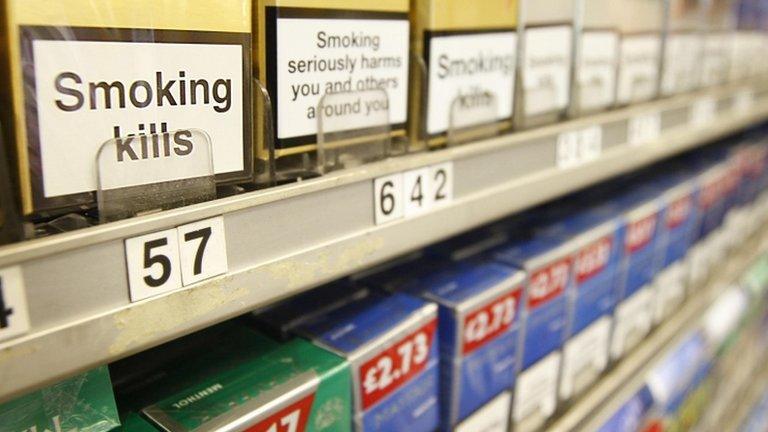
(125, 216, 228, 302)
(373, 162, 454, 225)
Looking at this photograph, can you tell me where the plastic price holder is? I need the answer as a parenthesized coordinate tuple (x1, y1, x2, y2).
(96, 129, 215, 223)
(446, 91, 502, 147)
(316, 88, 396, 175)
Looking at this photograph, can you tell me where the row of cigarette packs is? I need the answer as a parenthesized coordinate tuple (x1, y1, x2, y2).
(597, 254, 768, 432)
(1, 0, 767, 219)
(4, 127, 768, 432)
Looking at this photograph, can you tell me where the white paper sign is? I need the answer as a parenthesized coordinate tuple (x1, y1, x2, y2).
(33, 40, 245, 198)
(701, 34, 731, 86)
(0, 266, 30, 343)
(617, 35, 661, 104)
(275, 18, 409, 139)
(662, 34, 701, 95)
(523, 26, 572, 116)
(577, 31, 619, 110)
(427, 32, 516, 135)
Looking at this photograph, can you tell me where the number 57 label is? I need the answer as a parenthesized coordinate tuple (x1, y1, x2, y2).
(125, 216, 227, 302)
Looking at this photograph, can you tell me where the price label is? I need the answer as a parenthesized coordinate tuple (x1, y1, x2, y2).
(373, 162, 454, 225)
(360, 319, 437, 409)
(690, 97, 717, 127)
(403, 168, 432, 217)
(627, 112, 661, 146)
(126, 228, 183, 302)
(126, 216, 228, 302)
(248, 392, 315, 432)
(463, 289, 521, 354)
(0, 266, 30, 343)
(529, 259, 571, 308)
(733, 88, 755, 114)
(177, 217, 228, 286)
(374, 173, 405, 225)
(556, 126, 602, 169)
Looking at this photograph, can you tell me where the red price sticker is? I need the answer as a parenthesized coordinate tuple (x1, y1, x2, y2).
(625, 213, 657, 254)
(575, 236, 613, 284)
(666, 195, 693, 229)
(360, 319, 437, 409)
(698, 177, 723, 210)
(463, 288, 523, 355)
(529, 259, 571, 309)
(245, 392, 315, 432)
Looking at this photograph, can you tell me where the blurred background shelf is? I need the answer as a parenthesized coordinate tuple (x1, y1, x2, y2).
(552, 226, 768, 432)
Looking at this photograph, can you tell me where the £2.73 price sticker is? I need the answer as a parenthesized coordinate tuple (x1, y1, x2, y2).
(360, 319, 437, 409)
(463, 290, 522, 354)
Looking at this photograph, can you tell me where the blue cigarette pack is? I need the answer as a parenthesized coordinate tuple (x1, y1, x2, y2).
(596, 385, 654, 432)
(491, 231, 574, 431)
(650, 173, 699, 323)
(542, 202, 622, 401)
(258, 289, 440, 432)
(366, 256, 525, 430)
(610, 185, 663, 360)
(655, 174, 699, 269)
(693, 158, 731, 242)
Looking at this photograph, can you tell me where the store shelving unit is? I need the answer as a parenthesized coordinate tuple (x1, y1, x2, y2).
(1, 80, 768, 404)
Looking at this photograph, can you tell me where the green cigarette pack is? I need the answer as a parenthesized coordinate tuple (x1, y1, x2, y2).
(0, 366, 119, 432)
(122, 324, 352, 432)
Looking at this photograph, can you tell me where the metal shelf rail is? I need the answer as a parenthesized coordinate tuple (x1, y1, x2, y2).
(1, 81, 768, 403)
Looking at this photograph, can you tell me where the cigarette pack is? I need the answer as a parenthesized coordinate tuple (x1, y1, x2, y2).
(610, 186, 663, 360)
(127, 324, 353, 432)
(259, 289, 440, 432)
(367, 256, 524, 430)
(492, 231, 575, 431)
(0, 366, 119, 432)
